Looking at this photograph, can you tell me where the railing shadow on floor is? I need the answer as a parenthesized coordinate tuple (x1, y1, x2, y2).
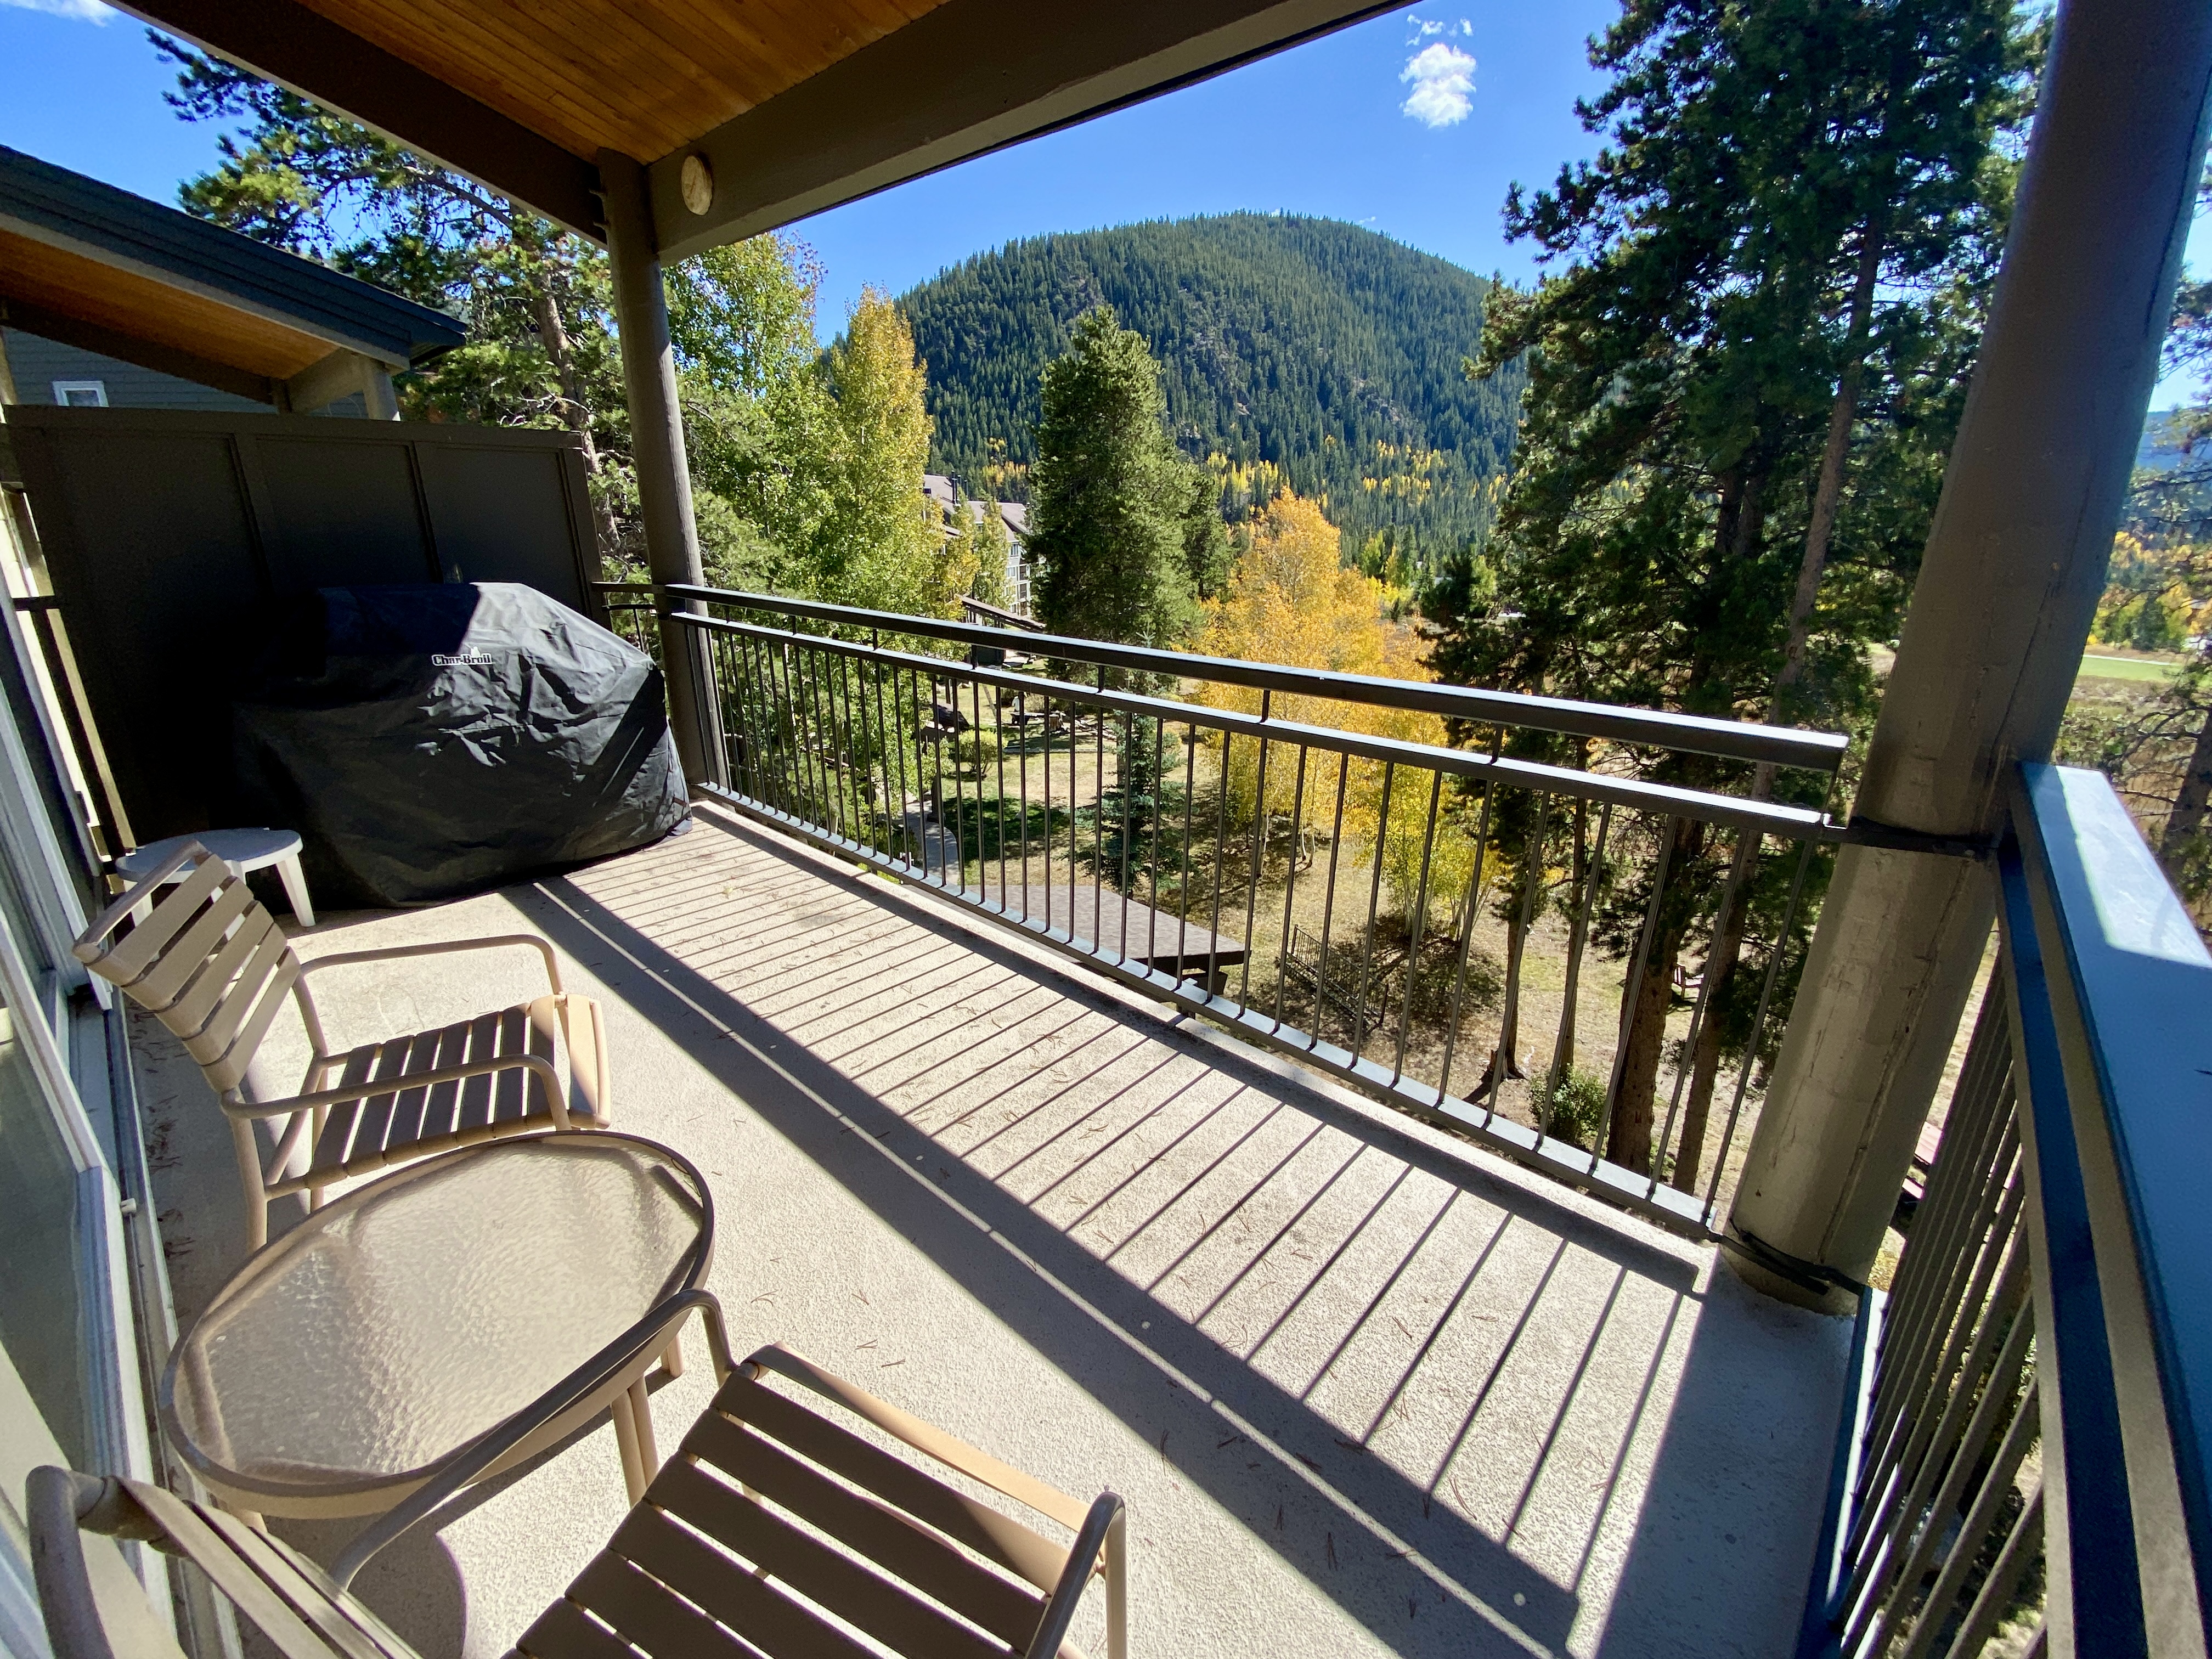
(508, 807, 1852, 1657)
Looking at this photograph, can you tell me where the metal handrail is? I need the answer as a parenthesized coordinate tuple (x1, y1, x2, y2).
(680, 607, 1844, 840)
(1799, 762, 2212, 1657)
(646, 592, 1894, 1239)
(592, 580, 1853, 772)
(2003, 762, 2212, 1652)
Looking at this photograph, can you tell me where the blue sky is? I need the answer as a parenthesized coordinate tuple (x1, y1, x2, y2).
(2, 0, 2205, 407)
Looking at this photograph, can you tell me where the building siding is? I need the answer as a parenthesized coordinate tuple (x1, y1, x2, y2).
(2, 329, 270, 413)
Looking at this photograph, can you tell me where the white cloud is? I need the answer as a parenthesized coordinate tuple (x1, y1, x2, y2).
(0, 0, 116, 20)
(1401, 42, 1476, 128)
(1404, 13, 1473, 41)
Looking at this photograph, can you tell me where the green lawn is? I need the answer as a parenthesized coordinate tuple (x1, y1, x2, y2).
(2077, 652, 2181, 684)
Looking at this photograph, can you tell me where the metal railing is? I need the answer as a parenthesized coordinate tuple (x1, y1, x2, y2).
(1799, 761, 2212, 1657)
(599, 582, 1962, 1240)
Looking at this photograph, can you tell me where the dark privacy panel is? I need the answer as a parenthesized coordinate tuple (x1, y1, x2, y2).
(2, 405, 603, 846)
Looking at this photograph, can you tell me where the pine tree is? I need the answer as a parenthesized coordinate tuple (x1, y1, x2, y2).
(156, 31, 833, 586)
(1181, 466, 1233, 602)
(1030, 308, 1197, 651)
(156, 32, 960, 615)
(904, 216, 1525, 555)
(1429, 0, 2038, 1175)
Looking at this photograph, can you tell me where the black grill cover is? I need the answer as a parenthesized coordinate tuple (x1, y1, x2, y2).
(230, 583, 688, 907)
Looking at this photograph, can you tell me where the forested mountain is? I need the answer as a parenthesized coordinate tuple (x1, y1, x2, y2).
(898, 214, 1525, 563)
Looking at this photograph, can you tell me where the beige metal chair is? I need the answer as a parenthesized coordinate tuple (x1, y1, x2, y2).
(75, 839, 611, 1247)
(31, 1299, 1128, 1659)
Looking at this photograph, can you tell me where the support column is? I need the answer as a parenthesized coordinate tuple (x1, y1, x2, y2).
(597, 149, 720, 789)
(360, 362, 400, 421)
(281, 349, 400, 419)
(1728, 0, 2212, 1308)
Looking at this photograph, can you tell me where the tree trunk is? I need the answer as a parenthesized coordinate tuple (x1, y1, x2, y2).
(1671, 828, 1760, 1195)
(1607, 816, 1703, 1175)
(1607, 927, 1684, 1176)
(1672, 229, 1887, 1187)
(2163, 693, 2212, 874)
(1777, 226, 1886, 700)
(1495, 910, 1530, 1084)
(1548, 797, 1592, 1090)
(527, 258, 623, 565)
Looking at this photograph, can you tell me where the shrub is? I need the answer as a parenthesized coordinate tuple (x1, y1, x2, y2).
(1532, 1066, 1608, 1150)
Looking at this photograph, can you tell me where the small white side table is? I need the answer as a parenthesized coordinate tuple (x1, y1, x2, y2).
(116, 828, 316, 926)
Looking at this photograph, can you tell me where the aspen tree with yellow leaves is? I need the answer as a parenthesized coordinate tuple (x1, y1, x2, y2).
(1198, 492, 1485, 935)
(808, 290, 942, 616)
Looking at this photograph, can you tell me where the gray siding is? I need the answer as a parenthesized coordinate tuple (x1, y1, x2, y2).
(2, 329, 268, 412)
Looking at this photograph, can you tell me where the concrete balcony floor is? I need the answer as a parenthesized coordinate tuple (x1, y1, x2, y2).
(136, 803, 1850, 1659)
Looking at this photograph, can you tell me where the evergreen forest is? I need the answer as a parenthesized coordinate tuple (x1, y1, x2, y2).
(900, 214, 1527, 569)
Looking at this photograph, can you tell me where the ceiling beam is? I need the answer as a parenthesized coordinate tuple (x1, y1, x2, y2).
(646, 0, 1396, 263)
(111, 0, 604, 241)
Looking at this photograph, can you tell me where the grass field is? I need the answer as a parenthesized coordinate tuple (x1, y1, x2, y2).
(2078, 652, 2181, 683)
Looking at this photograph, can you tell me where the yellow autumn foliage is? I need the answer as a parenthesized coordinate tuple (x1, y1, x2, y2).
(1197, 490, 1481, 915)
(2094, 530, 2211, 651)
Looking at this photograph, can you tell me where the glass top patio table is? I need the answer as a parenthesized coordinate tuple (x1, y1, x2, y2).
(160, 1131, 712, 1517)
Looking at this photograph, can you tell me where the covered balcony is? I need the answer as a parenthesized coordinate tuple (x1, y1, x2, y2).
(133, 787, 1850, 1657)
(1, 0, 2208, 1656)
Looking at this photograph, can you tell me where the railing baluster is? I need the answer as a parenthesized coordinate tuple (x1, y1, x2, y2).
(1310, 752, 1352, 1053)
(1118, 708, 1137, 967)
(1348, 760, 1395, 1062)
(1543, 800, 1612, 1140)
(1436, 776, 1498, 1115)
(870, 653, 898, 857)
(1177, 724, 1198, 987)
(1237, 697, 1274, 1009)
(1649, 820, 1750, 1200)
(1700, 827, 1819, 1226)
(822, 645, 857, 847)
(1205, 732, 1233, 1000)
(1017, 687, 1031, 923)
(823, 645, 855, 845)
(771, 637, 805, 817)
(1093, 670, 1108, 963)
(741, 633, 777, 813)
(780, 635, 816, 827)
(991, 678, 1009, 907)
(1390, 771, 1446, 1088)
(1271, 746, 1311, 1035)
(793, 638, 831, 835)
(1592, 815, 1678, 1175)
(1484, 788, 1549, 1109)
(1042, 689, 1055, 933)
(1148, 714, 1167, 969)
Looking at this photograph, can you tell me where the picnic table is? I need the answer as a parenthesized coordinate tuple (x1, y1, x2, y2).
(976, 878, 1248, 992)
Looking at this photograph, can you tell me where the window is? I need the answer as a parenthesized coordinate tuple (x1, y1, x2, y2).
(0, 967, 93, 1469)
(50, 382, 107, 409)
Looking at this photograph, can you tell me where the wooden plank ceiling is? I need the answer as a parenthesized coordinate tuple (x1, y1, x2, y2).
(0, 230, 334, 379)
(289, 0, 949, 162)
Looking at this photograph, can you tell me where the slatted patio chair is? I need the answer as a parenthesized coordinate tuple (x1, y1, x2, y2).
(31, 1294, 1128, 1659)
(75, 839, 611, 1248)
